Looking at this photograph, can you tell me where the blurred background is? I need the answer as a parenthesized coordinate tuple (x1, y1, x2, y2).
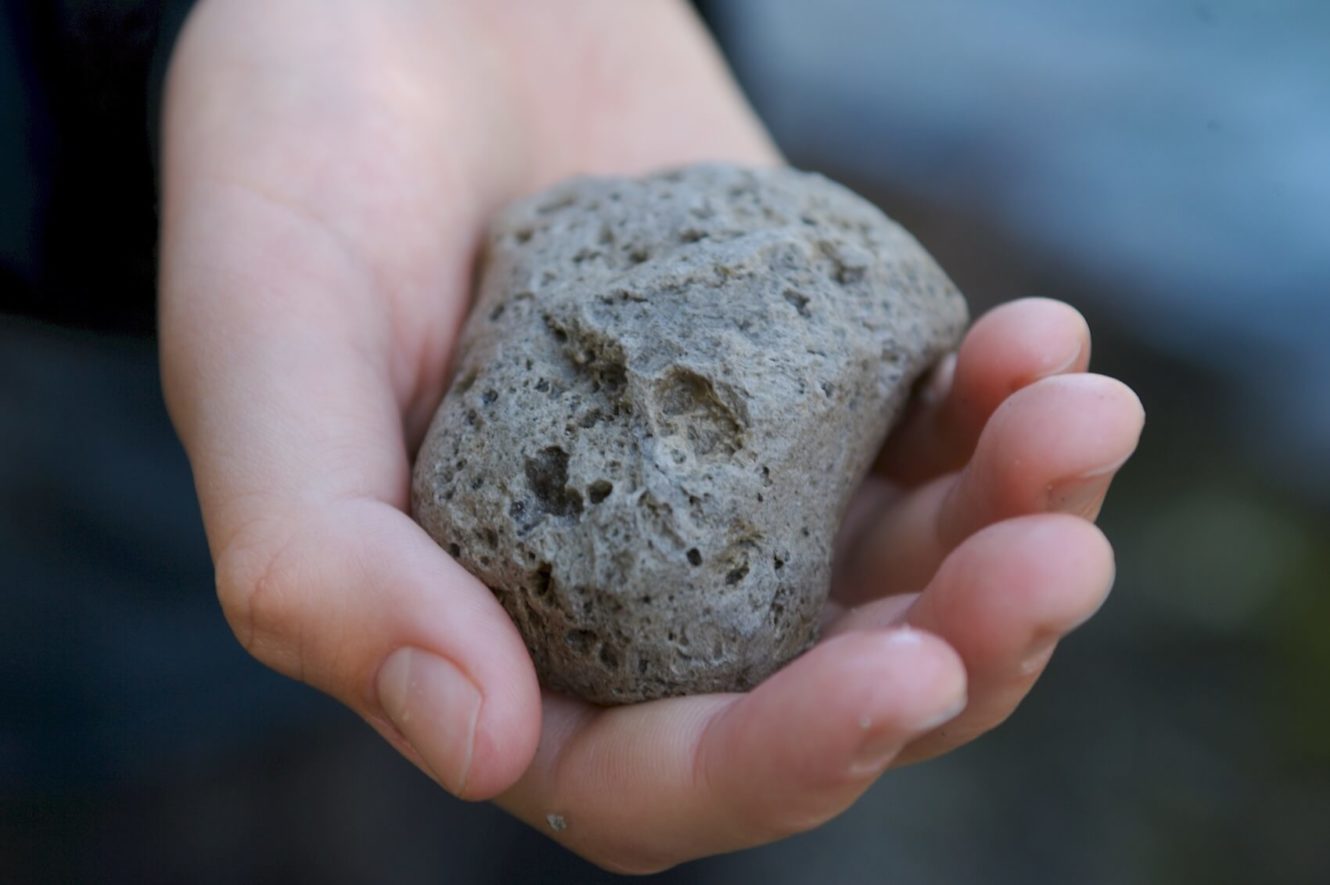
(3, 0, 1327, 882)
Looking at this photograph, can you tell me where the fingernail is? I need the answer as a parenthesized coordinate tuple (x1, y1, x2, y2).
(1047, 451, 1129, 518)
(1044, 338, 1085, 378)
(377, 647, 481, 796)
(1020, 638, 1058, 675)
(850, 690, 966, 776)
(1046, 475, 1109, 519)
(920, 352, 957, 406)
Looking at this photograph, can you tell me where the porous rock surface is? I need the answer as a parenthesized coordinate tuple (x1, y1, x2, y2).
(412, 165, 967, 704)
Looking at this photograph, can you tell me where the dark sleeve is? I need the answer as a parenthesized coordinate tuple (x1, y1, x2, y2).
(0, 0, 199, 336)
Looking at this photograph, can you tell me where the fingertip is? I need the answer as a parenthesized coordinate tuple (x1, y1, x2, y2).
(1033, 515, 1116, 631)
(765, 628, 968, 773)
(921, 514, 1117, 656)
(848, 628, 968, 741)
(957, 297, 1092, 398)
(441, 617, 544, 801)
(371, 520, 544, 800)
(792, 628, 966, 713)
(887, 513, 1117, 764)
(968, 373, 1145, 517)
(1050, 373, 1146, 471)
(696, 627, 968, 839)
(454, 651, 543, 799)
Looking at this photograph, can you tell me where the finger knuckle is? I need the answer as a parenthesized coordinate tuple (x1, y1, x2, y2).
(214, 524, 306, 677)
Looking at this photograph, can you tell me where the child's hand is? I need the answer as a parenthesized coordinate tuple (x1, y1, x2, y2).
(160, 0, 1142, 873)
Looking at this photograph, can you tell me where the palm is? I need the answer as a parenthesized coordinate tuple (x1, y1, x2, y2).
(160, 0, 1143, 873)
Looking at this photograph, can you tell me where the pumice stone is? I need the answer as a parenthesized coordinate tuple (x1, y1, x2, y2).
(412, 164, 968, 704)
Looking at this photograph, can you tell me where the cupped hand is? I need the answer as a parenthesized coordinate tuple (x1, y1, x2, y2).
(159, 0, 1142, 873)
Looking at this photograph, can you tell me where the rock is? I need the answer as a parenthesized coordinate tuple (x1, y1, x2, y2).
(411, 164, 968, 704)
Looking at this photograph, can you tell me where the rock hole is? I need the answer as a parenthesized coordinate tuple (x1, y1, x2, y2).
(447, 543, 461, 558)
(598, 644, 620, 668)
(725, 563, 749, 585)
(481, 389, 498, 406)
(588, 480, 613, 504)
(837, 265, 865, 285)
(818, 241, 866, 284)
(657, 368, 743, 457)
(454, 370, 478, 395)
(773, 555, 785, 570)
(532, 563, 552, 598)
(628, 247, 650, 264)
(513, 227, 533, 243)
(686, 548, 702, 566)
(565, 629, 596, 653)
(489, 303, 506, 322)
(783, 289, 812, 318)
(525, 446, 583, 517)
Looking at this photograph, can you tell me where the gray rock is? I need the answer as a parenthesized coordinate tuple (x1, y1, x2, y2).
(411, 165, 967, 704)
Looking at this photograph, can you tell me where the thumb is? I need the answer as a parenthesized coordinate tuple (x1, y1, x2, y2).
(158, 167, 540, 802)
(157, 0, 544, 800)
(214, 498, 541, 800)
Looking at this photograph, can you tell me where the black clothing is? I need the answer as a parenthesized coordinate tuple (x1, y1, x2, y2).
(1, 0, 193, 335)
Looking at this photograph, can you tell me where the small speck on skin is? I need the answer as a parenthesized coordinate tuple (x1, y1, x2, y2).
(546, 813, 567, 832)
(886, 627, 924, 646)
(858, 715, 872, 731)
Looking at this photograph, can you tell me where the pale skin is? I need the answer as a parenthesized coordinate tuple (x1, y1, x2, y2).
(159, 0, 1144, 874)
